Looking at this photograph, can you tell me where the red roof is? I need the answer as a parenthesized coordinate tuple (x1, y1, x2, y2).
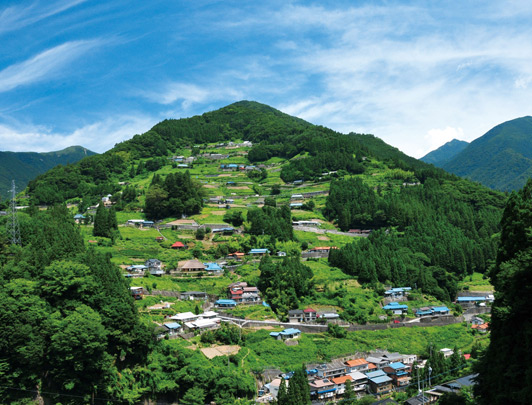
(171, 241, 185, 248)
(463, 354, 471, 360)
(303, 308, 317, 313)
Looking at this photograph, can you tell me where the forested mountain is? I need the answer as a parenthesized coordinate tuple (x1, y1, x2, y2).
(420, 139, 469, 166)
(475, 179, 532, 404)
(0, 146, 95, 200)
(0, 100, 509, 403)
(27, 100, 457, 205)
(441, 116, 532, 191)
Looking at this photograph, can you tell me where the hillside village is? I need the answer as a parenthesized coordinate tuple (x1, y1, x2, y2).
(67, 139, 493, 403)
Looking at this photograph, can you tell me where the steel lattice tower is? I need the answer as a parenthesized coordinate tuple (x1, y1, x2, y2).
(7, 180, 21, 245)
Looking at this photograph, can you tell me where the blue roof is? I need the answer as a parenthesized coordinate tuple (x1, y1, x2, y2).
(416, 310, 433, 316)
(388, 362, 406, 370)
(366, 370, 386, 378)
(432, 306, 450, 312)
(262, 301, 271, 307)
(383, 302, 408, 310)
(204, 262, 222, 271)
(227, 164, 238, 168)
(290, 203, 303, 207)
(250, 248, 269, 254)
(281, 328, 301, 335)
(370, 375, 393, 384)
(143, 220, 154, 224)
(457, 296, 486, 302)
(269, 332, 280, 337)
(164, 322, 181, 329)
(215, 299, 236, 305)
(317, 388, 337, 394)
(74, 214, 85, 219)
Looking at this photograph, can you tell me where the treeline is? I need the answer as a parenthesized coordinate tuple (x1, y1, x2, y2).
(144, 171, 204, 220)
(0, 207, 257, 404)
(327, 177, 505, 301)
(247, 204, 293, 241)
(257, 256, 314, 319)
(0, 206, 152, 403)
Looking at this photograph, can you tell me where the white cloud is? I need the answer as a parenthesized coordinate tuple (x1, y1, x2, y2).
(424, 127, 465, 151)
(0, 39, 104, 93)
(0, 114, 154, 153)
(0, 0, 86, 34)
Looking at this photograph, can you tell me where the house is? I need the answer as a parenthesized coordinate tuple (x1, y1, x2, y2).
(142, 220, 155, 228)
(288, 309, 304, 323)
(456, 296, 487, 307)
(471, 317, 484, 326)
(303, 308, 318, 322)
(126, 264, 148, 273)
(228, 282, 260, 303)
(74, 214, 85, 223)
(383, 362, 410, 387)
(170, 312, 198, 323)
(145, 259, 164, 276)
(290, 203, 303, 209)
(471, 322, 489, 333)
(249, 248, 270, 256)
(291, 194, 304, 200)
(309, 246, 334, 253)
(346, 358, 369, 373)
(180, 259, 206, 272)
(163, 322, 181, 336)
(215, 299, 237, 308)
(308, 379, 336, 400)
(277, 251, 287, 257)
(227, 252, 245, 260)
(383, 302, 408, 315)
(179, 291, 208, 300)
(200, 311, 219, 319)
(432, 306, 450, 315)
(269, 328, 301, 340)
(130, 286, 144, 300)
(318, 311, 340, 321)
(366, 370, 393, 395)
(204, 262, 223, 273)
(314, 360, 348, 379)
(347, 371, 368, 393)
(127, 219, 145, 226)
(366, 356, 390, 369)
(384, 287, 412, 298)
(440, 348, 454, 358)
(185, 318, 220, 330)
(331, 375, 352, 395)
(171, 241, 186, 249)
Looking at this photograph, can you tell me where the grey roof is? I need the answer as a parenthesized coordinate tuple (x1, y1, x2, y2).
(455, 373, 478, 387)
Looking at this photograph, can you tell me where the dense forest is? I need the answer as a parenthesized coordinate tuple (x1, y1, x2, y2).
(475, 179, 532, 404)
(0, 208, 256, 404)
(327, 177, 505, 301)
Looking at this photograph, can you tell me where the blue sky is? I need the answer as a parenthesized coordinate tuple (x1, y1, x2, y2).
(1, 0, 532, 157)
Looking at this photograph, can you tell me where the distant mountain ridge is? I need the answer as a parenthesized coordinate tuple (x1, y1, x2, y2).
(440, 116, 532, 191)
(0, 146, 96, 200)
(421, 139, 469, 166)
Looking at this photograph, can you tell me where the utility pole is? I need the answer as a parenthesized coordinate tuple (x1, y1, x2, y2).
(7, 180, 21, 245)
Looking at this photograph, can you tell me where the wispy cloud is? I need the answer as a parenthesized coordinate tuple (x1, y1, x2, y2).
(0, 114, 153, 153)
(0, 39, 104, 93)
(0, 0, 86, 34)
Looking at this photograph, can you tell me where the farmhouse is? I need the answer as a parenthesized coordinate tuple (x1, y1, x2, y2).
(180, 259, 206, 272)
(269, 328, 301, 341)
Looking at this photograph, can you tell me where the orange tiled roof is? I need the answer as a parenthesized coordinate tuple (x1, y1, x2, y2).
(367, 363, 377, 369)
(346, 358, 369, 367)
(332, 375, 353, 385)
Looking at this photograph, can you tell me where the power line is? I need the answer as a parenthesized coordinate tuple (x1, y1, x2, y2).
(7, 180, 21, 245)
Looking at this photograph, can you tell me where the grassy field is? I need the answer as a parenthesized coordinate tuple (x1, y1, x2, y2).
(458, 272, 494, 292)
(243, 322, 476, 370)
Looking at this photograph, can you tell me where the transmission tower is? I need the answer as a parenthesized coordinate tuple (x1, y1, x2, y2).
(7, 180, 21, 245)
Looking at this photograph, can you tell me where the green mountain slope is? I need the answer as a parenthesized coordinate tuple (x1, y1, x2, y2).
(0, 146, 96, 200)
(442, 116, 532, 191)
(420, 139, 469, 166)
